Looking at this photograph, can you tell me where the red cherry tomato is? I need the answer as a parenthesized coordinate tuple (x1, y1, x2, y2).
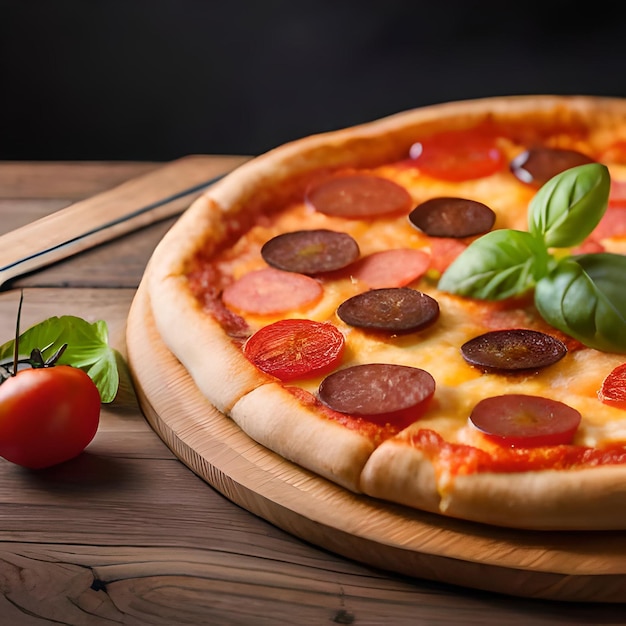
(409, 129, 505, 182)
(0, 366, 101, 469)
(469, 394, 581, 448)
(599, 363, 626, 409)
(243, 319, 345, 382)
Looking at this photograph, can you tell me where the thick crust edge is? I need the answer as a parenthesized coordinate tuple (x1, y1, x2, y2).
(230, 383, 376, 492)
(361, 439, 626, 530)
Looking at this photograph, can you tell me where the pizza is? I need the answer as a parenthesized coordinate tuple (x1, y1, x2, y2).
(145, 95, 626, 531)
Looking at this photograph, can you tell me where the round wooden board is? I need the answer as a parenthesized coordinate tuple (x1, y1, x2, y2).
(126, 280, 626, 603)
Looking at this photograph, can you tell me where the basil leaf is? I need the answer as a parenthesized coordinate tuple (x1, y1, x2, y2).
(528, 163, 610, 248)
(0, 316, 120, 402)
(438, 229, 550, 300)
(534, 253, 626, 353)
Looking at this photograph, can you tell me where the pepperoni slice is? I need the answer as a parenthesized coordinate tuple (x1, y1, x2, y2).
(572, 238, 605, 255)
(609, 180, 626, 207)
(318, 363, 435, 427)
(337, 287, 439, 334)
(598, 363, 626, 409)
(243, 319, 345, 382)
(469, 394, 582, 447)
(345, 248, 430, 288)
(222, 267, 323, 315)
(461, 329, 567, 373)
(408, 197, 496, 238)
(305, 174, 413, 218)
(428, 237, 468, 274)
(409, 129, 505, 182)
(261, 229, 360, 275)
(510, 147, 595, 186)
(591, 206, 626, 239)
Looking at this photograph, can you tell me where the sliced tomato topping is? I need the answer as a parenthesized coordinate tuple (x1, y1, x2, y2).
(222, 267, 323, 315)
(469, 394, 581, 448)
(409, 129, 505, 182)
(599, 363, 626, 409)
(243, 319, 345, 381)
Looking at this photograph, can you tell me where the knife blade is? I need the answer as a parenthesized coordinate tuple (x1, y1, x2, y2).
(0, 155, 247, 290)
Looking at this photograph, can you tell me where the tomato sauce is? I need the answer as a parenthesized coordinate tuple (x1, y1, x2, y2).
(409, 429, 626, 476)
(186, 262, 250, 339)
(286, 386, 403, 447)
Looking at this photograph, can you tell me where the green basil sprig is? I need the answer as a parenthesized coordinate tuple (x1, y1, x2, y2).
(528, 163, 610, 247)
(534, 253, 626, 353)
(0, 315, 120, 402)
(437, 228, 551, 300)
(439, 162, 626, 354)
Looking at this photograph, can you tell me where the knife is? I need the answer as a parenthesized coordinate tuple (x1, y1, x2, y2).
(0, 155, 248, 290)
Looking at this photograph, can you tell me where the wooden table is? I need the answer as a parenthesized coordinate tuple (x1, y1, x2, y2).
(0, 160, 623, 625)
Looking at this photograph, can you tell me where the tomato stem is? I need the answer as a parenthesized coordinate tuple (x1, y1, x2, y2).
(0, 292, 70, 383)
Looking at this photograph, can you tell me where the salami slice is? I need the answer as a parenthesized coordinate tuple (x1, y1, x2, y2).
(510, 147, 595, 186)
(469, 394, 582, 447)
(408, 197, 496, 238)
(261, 229, 360, 274)
(222, 267, 323, 315)
(337, 287, 439, 333)
(345, 248, 430, 289)
(305, 174, 413, 218)
(461, 329, 567, 373)
(318, 363, 435, 426)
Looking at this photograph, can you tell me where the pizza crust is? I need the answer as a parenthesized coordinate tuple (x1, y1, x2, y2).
(359, 438, 442, 515)
(147, 197, 273, 413)
(360, 437, 626, 530)
(444, 465, 626, 530)
(230, 383, 376, 492)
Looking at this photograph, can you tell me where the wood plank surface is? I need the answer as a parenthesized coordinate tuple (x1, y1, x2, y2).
(0, 161, 625, 624)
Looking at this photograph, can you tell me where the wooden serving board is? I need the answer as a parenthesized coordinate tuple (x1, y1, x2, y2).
(126, 280, 626, 604)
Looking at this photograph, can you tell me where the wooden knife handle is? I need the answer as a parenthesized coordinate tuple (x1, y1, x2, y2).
(0, 155, 248, 288)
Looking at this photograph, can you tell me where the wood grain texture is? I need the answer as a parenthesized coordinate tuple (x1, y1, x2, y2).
(0, 161, 160, 199)
(127, 282, 626, 604)
(1, 162, 625, 624)
(0, 155, 250, 288)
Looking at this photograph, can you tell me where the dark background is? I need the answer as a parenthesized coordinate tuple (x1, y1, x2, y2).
(3, 1, 626, 161)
